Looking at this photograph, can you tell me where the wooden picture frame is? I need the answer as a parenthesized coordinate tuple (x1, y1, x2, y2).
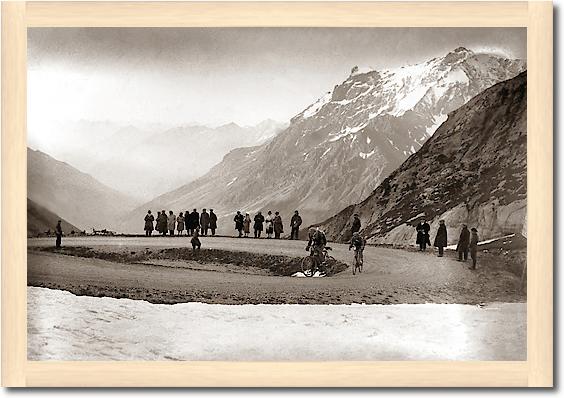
(1, 1, 552, 387)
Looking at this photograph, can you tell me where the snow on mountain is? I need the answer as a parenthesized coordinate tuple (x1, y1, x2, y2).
(121, 48, 525, 234)
(315, 71, 527, 246)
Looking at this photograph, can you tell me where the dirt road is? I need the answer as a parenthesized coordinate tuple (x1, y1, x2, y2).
(28, 236, 525, 305)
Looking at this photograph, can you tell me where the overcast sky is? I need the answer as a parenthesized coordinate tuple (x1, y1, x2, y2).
(28, 28, 526, 128)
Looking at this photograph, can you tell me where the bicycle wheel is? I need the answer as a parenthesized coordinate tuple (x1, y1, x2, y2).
(301, 256, 316, 277)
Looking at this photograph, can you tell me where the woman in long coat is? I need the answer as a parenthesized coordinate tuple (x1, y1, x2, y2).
(243, 213, 251, 237)
(157, 210, 168, 235)
(433, 220, 447, 257)
(176, 212, 185, 236)
(144, 210, 155, 236)
(273, 212, 284, 239)
(167, 211, 176, 236)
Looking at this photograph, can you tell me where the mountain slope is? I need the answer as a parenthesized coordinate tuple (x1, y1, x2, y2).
(28, 148, 139, 231)
(122, 48, 525, 234)
(315, 71, 527, 245)
(27, 198, 81, 237)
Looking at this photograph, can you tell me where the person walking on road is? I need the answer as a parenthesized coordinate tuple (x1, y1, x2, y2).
(176, 212, 185, 236)
(243, 213, 251, 237)
(456, 224, 470, 261)
(191, 227, 201, 251)
(234, 211, 244, 237)
(273, 211, 284, 239)
(200, 209, 210, 236)
(469, 228, 479, 269)
(290, 210, 302, 240)
(55, 220, 63, 249)
(209, 209, 218, 236)
(144, 210, 154, 237)
(433, 220, 447, 257)
(254, 211, 265, 238)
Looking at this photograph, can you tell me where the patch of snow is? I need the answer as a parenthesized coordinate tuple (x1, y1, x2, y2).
(359, 150, 376, 160)
(328, 123, 368, 142)
(320, 147, 331, 159)
(226, 177, 238, 187)
(302, 92, 332, 119)
(426, 114, 448, 136)
(367, 136, 371, 144)
(406, 212, 426, 223)
(27, 287, 526, 361)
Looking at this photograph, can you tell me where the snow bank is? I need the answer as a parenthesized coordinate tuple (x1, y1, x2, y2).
(28, 287, 525, 361)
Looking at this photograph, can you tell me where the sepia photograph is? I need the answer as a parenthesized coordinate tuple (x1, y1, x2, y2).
(27, 27, 527, 361)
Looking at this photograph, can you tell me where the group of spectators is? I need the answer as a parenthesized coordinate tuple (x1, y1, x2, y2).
(143, 209, 218, 237)
(233, 210, 303, 239)
(415, 219, 480, 269)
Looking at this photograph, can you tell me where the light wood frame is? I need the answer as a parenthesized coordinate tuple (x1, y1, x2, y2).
(1, 0, 552, 387)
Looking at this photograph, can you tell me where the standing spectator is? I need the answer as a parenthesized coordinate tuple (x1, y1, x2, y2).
(456, 224, 470, 261)
(186, 209, 194, 236)
(144, 210, 154, 237)
(290, 210, 302, 240)
(273, 211, 284, 239)
(158, 210, 168, 236)
(351, 213, 361, 234)
(168, 211, 176, 236)
(433, 220, 448, 257)
(416, 219, 431, 251)
(209, 209, 218, 236)
(265, 211, 274, 238)
(200, 208, 210, 236)
(469, 228, 479, 269)
(234, 211, 244, 237)
(55, 220, 63, 249)
(254, 211, 265, 238)
(190, 209, 200, 236)
(177, 212, 185, 236)
(243, 213, 252, 237)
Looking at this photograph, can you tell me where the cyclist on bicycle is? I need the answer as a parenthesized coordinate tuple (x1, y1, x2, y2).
(306, 227, 327, 262)
(349, 232, 366, 265)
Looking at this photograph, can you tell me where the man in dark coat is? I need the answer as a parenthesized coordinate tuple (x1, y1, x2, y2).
(158, 210, 168, 236)
(200, 209, 210, 236)
(209, 209, 218, 236)
(55, 220, 63, 248)
(234, 211, 244, 237)
(190, 209, 200, 236)
(456, 224, 470, 261)
(290, 210, 302, 240)
(254, 211, 265, 238)
(144, 210, 154, 236)
(433, 220, 448, 257)
(273, 212, 284, 239)
(351, 214, 361, 234)
(416, 219, 431, 251)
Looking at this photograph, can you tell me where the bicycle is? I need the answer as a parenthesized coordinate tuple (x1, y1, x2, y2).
(301, 246, 336, 277)
(352, 246, 363, 275)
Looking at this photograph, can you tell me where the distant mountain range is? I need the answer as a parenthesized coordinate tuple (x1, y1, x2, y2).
(28, 148, 139, 231)
(121, 48, 525, 234)
(29, 119, 286, 201)
(315, 71, 527, 245)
